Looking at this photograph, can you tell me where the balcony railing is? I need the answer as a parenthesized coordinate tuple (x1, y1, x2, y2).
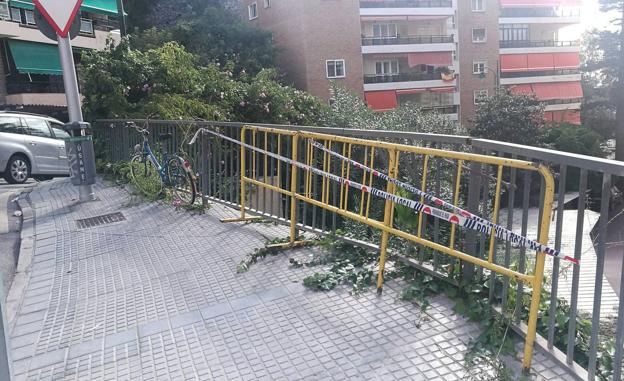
(499, 40, 580, 49)
(360, 0, 453, 8)
(500, 8, 582, 18)
(6, 81, 65, 94)
(420, 105, 458, 114)
(362, 35, 453, 46)
(364, 72, 440, 83)
(501, 69, 580, 79)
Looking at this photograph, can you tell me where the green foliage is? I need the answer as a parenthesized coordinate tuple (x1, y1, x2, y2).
(545, 123, 606, 157)
(471, 88, 546, 146)
(236, 237, 293, 273)
(327, 85, 460, 135)
(80, 41, 328, 123)
(301, 236, 379, 295)
(126, 0, 276, 76)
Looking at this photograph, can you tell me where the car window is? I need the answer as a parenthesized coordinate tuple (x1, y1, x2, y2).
(0, 116, 23, 134)
(23, 117, 52, 138)
(50, 123, 70, 140)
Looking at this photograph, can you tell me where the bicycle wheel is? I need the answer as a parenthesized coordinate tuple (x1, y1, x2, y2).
(167, 157, 196, 205)
(130, 155, 163, 197)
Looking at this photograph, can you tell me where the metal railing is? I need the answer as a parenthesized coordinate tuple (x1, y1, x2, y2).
(500, 40, 580, 49)
(364, 72, 441, 83)
(501, 8, 582, 18)
(360, 0, 453, 7)
(501, 69, 581, 78)
(6, 81, 65, 94)
(94, 120, 624, 381)
(362, 35, 454, 46)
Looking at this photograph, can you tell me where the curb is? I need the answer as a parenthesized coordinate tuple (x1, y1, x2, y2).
(5, 190, 35, 332)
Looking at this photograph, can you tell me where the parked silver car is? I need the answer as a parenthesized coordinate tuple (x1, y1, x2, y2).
(0, 112, 70, 184)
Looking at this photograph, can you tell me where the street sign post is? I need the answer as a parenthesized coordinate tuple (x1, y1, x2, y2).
(33, 0, 95, 202)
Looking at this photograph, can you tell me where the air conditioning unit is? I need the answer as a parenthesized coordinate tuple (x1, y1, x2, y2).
(0, 2, 9, 20)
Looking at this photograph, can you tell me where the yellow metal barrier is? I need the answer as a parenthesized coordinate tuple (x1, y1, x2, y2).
(222, 125, 555, 373)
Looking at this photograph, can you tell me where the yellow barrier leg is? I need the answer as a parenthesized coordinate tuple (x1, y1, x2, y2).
(221, 128, 261, 223)
(376, 149, 397, 295)
(289, 134, 299, 244)
(522, 166, 554, 374)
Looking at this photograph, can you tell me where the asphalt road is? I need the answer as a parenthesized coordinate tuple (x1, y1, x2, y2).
(0, 179, 36, 297)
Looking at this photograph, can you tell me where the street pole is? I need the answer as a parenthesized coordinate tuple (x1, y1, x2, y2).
(116, 0, 127, 37)
(57, 35, 94, 202)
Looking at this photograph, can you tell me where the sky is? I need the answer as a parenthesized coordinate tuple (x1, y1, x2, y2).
(560, 0, 620, 39)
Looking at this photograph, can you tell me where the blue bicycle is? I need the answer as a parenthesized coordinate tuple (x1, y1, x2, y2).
(128, 122, 197, 205)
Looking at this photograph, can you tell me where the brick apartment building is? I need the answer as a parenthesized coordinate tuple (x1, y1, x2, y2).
(0, 0, 122, 120)
(243, 0, 583, 127)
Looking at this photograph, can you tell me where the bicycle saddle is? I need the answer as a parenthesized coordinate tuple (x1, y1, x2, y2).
(157, 133, 173, 141)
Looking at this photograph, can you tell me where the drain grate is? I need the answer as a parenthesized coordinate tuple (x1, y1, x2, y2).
(76, 212, 126, 229)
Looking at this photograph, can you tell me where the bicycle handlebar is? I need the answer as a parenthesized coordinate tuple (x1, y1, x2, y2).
(126, 121, 149, 136)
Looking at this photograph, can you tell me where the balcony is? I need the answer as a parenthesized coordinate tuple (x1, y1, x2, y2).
(6, 81, 65, 95)
(362, 35, 453, 46)
(360, 0, 453, 7)
(499, 7, 581, 24)
(364, 72, 439, 84)
(499, 40, 579, 49)
(500, 69, 581, 85)
(361, 35, 455, 54)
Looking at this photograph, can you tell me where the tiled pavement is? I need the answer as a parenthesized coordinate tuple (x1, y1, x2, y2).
(7, 179, 578, 380)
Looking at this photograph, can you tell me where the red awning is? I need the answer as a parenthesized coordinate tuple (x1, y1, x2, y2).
(527, 53, 555, 71)
(509, 84, 533, 95)
(365, 91, 397, 111)
(501, 54, 528, 72)
(500, 0, 582, 7)
(396, 88, 426, 95)
(553, 52, 581, 70)
(429, 87, 455, 93)
(408, 52, 452, 67)
(531, 82, 583, 101)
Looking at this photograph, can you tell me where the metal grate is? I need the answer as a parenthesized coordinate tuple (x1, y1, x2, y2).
(76, 212, 126, 229)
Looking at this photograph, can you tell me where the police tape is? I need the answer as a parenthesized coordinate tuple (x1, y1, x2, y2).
(310, 140, 577, 265)
(189, 128, 578, 265)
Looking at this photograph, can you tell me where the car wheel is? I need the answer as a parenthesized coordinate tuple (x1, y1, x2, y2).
(4, 155, 30, 184)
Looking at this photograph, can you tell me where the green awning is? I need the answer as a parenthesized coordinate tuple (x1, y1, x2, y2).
(81, 0, 119, 16)
(8, 40, 62, 75)
(9, 0, 119, 16)
(8, 0, 34, 10)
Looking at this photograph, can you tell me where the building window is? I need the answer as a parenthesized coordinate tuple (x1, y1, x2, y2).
(0, 2, 10, 20)
(80, 18, 94, 35)
(326, 59, 346, 78)
(500, 24, 529, 42)
(474, 90, 488, 104)
(471, 0, 485, 11)
(373, 24, 397, 39)
(24, 9, 35, 25)
(248, 3, 258, 20)
(472, 28, 486, 43)
(375, 61, 399, 76)
(263, 0, 270, 8)
(473, 60, 487, 75)
(9, 7, 20, 22)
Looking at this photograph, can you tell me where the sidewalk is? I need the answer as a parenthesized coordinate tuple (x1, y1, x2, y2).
(7, 178, 575, 380)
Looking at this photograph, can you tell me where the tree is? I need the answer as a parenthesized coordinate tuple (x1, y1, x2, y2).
(470, 89, 546, 146)
(326, 85, 459, 135)
(124, 0, 277, 76)
(583, 0, 624, 161)
(80, 40, 328, 124)
(545, 123, 606, 158)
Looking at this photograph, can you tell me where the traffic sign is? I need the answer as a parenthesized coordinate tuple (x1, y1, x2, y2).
(33, 0, 83, 38)
(34, 8, 80, 41)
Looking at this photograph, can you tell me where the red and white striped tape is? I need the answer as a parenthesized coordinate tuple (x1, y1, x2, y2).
(188, 128, 577, 265)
